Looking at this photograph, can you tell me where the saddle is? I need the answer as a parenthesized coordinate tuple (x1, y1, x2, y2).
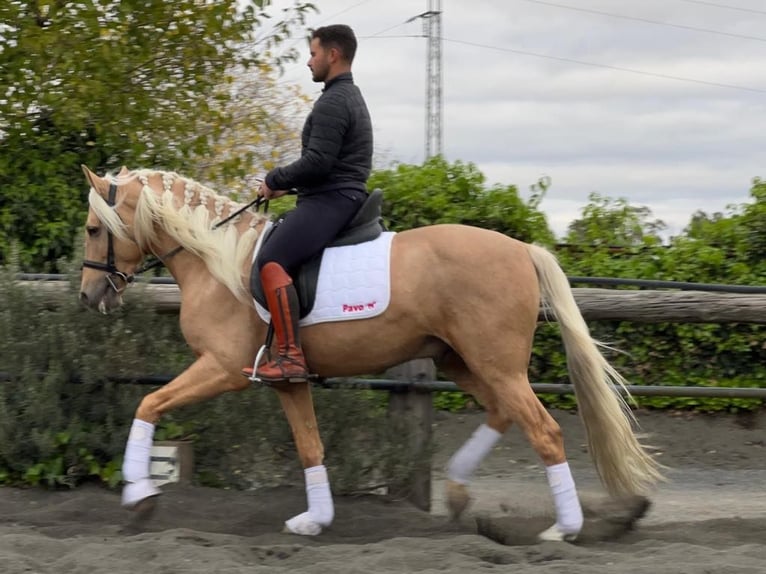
(250, 189, 386, 318)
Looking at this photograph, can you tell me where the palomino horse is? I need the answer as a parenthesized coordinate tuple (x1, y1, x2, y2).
(78, 166, 661, 541)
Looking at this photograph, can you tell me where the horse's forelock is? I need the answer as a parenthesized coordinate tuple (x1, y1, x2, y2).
(88, 189, 129, 240)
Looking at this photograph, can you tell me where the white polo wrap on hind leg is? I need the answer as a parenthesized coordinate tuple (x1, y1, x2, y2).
(447, 424, 502, 484)
(284, 465, 335, 536)
(121, 418, 160, 507)
(544, 461, 583, 537)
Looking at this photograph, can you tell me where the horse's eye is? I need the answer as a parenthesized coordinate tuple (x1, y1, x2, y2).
(86, 226, 100, 237)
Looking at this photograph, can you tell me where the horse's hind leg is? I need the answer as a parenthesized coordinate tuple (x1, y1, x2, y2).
(495, 374, 584, 541)
(438, 352, 511, 521)
(448, 316, 583, 540)
(442, 349, 583, 541)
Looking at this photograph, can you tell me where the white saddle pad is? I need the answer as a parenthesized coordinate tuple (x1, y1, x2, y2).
(252, 226, 396, 327)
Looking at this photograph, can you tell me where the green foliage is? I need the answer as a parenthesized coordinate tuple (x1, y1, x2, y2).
(546, 182, 766, 413)
(0, 0, 315, 270)
(0, 261, 191, 487)
(432, 391, 473, 412)
(168, 385, 421, 496)
(564, 192, 667, 247)
(370, 156, 555, 245)
(0, 122, 107, 271)
(0, 264, 429, 494)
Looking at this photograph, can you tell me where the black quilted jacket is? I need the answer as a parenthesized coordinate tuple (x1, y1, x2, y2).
(265, 72, 373, 195)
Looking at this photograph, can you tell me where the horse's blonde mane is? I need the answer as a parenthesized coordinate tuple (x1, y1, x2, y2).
(89, 169, 268, 302)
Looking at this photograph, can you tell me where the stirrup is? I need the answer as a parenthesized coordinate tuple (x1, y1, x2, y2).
(243, 344, 270, 383)
(257, 354, 310, 384)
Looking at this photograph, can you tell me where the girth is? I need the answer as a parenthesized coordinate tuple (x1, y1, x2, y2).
(250, 189, 385, 318)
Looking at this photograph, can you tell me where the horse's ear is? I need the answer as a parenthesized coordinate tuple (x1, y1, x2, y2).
(118, 165, 130, 176)
(81, 165, 108, 196)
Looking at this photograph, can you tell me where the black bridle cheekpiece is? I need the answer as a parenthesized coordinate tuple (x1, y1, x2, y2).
(81, 182, 136, 293)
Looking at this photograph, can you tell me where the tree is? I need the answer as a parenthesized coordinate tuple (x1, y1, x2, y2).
(0, 0, 314, 270)
(741, 178, 766, 266)
(190, 62, 311, 200)
(670, 178, 766, 282)
(369, 156, 555, 245)
(564, 193, 666, 248)
(555, 193, 667, 280)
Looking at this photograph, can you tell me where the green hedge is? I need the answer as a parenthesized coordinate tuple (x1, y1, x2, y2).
(0, 263, 419, 493)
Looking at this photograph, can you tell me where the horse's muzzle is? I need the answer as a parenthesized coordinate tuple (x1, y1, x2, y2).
(79, 280, 123, 314)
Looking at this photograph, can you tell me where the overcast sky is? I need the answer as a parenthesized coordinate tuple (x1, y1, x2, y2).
(264, 0, 765, 240)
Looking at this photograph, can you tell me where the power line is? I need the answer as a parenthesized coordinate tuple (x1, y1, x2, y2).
(443, 36, 766, 93)
(277, 0, 376, 53)
(367, 34, 766, 94)
(676, 0, 766, 16)
(519, 0, 766, 43)
(367, 19, 415, 38)
(312, 0, 376, 25)
(271, 11, 410, 89)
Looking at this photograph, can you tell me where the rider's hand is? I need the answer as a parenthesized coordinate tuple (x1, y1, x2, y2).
(259, 181, 289, 200)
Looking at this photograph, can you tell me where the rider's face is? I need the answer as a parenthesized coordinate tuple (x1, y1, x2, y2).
(307, 37, 332, 83)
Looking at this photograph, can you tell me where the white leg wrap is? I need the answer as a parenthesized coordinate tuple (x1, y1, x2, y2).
(446, 424, 502, 484)
(543, 461, 583, 539)
(284, 465, 334, 536)
(121, 419, 160, 507)
(122, 478, 161, 508)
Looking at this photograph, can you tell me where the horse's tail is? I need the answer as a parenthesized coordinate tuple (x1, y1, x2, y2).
(525, 243, 663, 497)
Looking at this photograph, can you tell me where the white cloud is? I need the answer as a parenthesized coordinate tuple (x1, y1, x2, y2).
(265, 0, 765, 239)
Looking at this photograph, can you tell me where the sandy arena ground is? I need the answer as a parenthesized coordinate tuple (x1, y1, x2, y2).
(0, 408, 763, 573)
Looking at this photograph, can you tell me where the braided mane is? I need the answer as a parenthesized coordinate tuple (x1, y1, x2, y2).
(89, 169, 268, 301)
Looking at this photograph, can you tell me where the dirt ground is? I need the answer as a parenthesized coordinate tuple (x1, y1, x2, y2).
(0, 408, 764, 574)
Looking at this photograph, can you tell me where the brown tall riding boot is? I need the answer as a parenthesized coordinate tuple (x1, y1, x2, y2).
(243, 262, 309, 383)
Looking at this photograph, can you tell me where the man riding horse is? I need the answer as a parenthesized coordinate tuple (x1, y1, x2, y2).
(242, 24, 373, 384)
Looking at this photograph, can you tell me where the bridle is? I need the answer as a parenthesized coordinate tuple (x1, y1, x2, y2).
(82, 180, 268, 295)
(81, 182, 137, 293)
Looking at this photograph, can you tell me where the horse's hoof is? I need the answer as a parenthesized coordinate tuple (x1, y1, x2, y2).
(132, 494, 160, 518)
(122, 478, 161, 508)
(582, 494, 651, 525)
(538, 523, 578, 543)
(283, 512, 324, 536)
(445, 480, 471, 521)
(120, 494, 160, 535)
(618, 495, 651, 525)
(575, 494, 652, 543)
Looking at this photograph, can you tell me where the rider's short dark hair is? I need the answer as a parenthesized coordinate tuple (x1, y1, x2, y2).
(312, 25, 357, 63)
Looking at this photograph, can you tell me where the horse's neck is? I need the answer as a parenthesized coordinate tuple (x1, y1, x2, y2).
(161, 247, 209, 292)
(152, 212, 265, 292)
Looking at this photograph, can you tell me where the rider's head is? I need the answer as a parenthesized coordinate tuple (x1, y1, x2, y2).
(307, 24, 357, 83)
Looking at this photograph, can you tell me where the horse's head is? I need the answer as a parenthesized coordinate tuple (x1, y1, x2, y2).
(79, 165, 145, 313)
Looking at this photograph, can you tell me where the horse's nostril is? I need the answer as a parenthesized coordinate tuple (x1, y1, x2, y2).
(79, 291, 89, 305)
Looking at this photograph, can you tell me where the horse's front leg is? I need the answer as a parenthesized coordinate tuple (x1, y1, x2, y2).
(122, 354, 247, 509)
(272, 382, 334, 536)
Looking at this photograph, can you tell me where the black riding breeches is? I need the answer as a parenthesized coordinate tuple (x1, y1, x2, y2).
(257, 188, 368, 274)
